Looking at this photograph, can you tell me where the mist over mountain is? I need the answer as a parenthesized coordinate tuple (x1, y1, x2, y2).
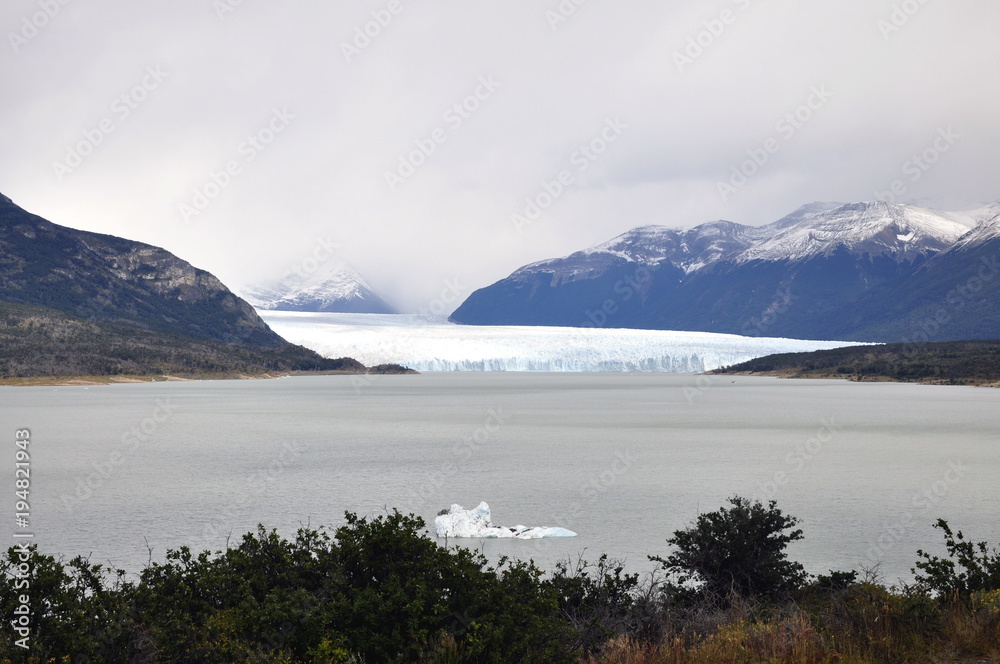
(241, 260, 396, 314)
(450, 201, 1000, 343)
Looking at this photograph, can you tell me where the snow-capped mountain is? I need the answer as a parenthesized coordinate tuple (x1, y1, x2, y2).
(242, 261, 396, 314)
(450, 201, 1000, 342)
(738, 202, 976, 263)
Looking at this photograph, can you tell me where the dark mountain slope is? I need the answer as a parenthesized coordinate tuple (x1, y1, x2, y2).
(0, 193, 384, 378)
(0, 193, 279, 347)
(0, 301, 362, 379)
(451, 201, 1000, 342)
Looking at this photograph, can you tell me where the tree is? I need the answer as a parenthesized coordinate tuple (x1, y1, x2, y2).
(651, 496, 807, 602)
(913, 518, 1000, 599)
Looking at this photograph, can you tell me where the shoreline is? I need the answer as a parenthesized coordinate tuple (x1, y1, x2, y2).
(7, 369, 998, 388)
(712, 369, 1000, 388)
(0, 368, 417, 387)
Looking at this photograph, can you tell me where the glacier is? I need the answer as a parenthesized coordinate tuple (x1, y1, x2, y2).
(435, 502, 577, 539)
(259, 312, 860, 372)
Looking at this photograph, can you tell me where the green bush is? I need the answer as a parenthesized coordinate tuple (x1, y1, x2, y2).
(650, 496, 807, 603)
(914, 518, 1000, 600)
(4, 505, 998, 663)
(2, 513, 577, 663)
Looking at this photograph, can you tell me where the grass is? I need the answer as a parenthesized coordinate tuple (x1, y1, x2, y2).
(581, 587, 1000, 664)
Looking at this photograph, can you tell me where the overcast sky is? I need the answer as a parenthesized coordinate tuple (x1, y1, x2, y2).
(3, 1, 999, 312)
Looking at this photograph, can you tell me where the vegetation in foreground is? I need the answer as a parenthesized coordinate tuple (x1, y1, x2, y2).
(713, 339, 1000, 386)
(2, 498, 998, 663)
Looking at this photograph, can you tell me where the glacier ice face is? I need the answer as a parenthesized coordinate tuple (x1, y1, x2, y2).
(259, 311, 862, 372)
(434, 502, 577, 539)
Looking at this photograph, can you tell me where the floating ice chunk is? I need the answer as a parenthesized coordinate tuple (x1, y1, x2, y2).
(434, 502, 577, 539)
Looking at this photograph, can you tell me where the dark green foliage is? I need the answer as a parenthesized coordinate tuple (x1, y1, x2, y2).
(650, 496, 807, 603)
(0, 545, 134, 662)
(549, 554, 666, 653)
(812, 569, 858, 590)
(914, 518, 1000, 599)
(323, 512, 576, 661)
(368, 363, 420, 374)
(1, 513, 575, 663)
(715, 339, 1000, 386)
(3, 506, 997, 662)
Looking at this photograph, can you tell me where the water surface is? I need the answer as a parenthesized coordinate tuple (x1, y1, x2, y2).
(6, 373, 998, 583)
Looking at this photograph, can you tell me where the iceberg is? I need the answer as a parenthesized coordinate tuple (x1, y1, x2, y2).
(434, 502, 577, 539)
(258, 312, 861, 373)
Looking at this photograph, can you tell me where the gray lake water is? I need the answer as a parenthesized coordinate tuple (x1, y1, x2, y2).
(4, 373, 998, 584)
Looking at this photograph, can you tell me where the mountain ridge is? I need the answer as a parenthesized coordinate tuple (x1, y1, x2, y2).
(450, 200, 1000, 342)
(0, 193, 377, 378)
(0, 193, 281, 347)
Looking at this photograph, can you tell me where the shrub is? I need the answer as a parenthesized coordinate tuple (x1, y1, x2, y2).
(650, 496, 807, 603)
(549, 554, 645, 653)
(914, 519, 1000, 599)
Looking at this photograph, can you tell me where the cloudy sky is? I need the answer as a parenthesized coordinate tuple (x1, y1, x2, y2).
(3, 1, 999, 312)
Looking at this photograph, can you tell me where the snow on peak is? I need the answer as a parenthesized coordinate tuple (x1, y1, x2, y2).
(512, 220, 759, 283)
(507, 200, 995, 286)
(588, 225, 682, 264)
(434, 502, 577, 539)
(737, 201, 973, 263)
(952, 205, 1000, 249)
(769, 201, 846, 229)
(242, 260, 395, 314)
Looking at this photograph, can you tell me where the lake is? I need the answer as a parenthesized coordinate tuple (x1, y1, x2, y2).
(7, 373, 999, 584)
